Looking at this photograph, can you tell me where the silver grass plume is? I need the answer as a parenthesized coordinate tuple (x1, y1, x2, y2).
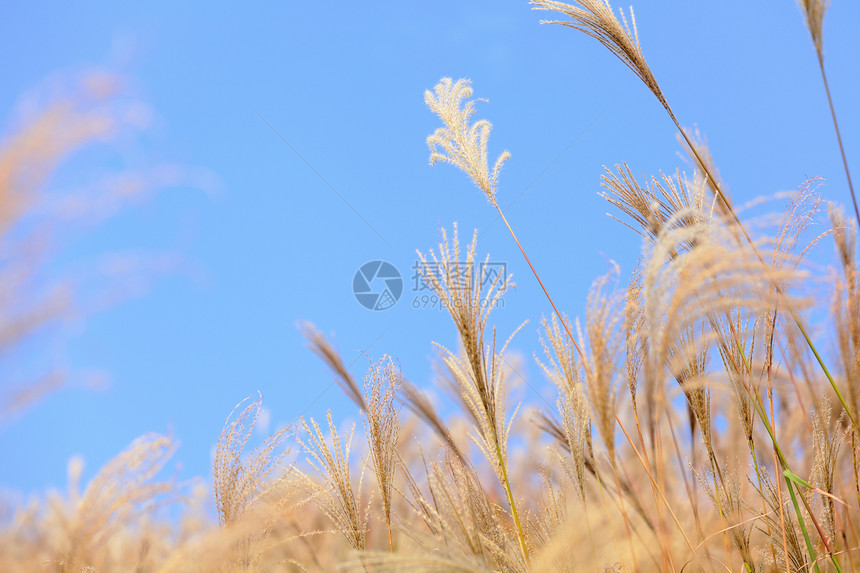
(425, 78, 510, 204)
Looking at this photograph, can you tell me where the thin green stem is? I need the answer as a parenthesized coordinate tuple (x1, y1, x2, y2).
(796, 317, 857, 428)
(786, 470, 844, 573)
(785, 474, 822, 573)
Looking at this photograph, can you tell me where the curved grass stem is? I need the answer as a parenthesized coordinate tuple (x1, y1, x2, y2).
(493, 203, 586, 364)
(817, 59, 859, 229)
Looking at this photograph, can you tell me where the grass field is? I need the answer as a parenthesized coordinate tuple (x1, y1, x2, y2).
(2, 1, 859, 571)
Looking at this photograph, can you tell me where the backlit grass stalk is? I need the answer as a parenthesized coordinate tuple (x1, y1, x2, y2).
(526, 6, 857, 556)
(416, 223, 530, 564)
(362, 358, 400, 552)
(425, 77, 587, 368)
(799, 0, 860, 229)
(531, 0, 856, 431)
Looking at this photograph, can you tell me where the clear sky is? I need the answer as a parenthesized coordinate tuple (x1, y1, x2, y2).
(1, 1, 858, 493)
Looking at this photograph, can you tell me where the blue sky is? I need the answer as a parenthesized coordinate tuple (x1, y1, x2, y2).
(1, 1, 858, 493)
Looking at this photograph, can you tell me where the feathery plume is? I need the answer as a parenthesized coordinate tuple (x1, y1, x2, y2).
(425, 78, 510, 203)
(402, 452, 525, 571)
(811, 403, 844, 544)
(799, 0, 829, 63)
(623, 266, 645, 407)
(416, 224, 529, 563)
(213, 394, 291, 526)
(531, 1, 666, 110)
(557, 383, 591, 502)
(601, 164, 713, 250)
(581, 266, 623, 463)
(363, 357, 401, 551)
(300, 321, 366, 411)
(401, 378, 468, 465)
(426, 77, 588, 372)
(63, 433, 177, 570)
(299, 412, 367, 551)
